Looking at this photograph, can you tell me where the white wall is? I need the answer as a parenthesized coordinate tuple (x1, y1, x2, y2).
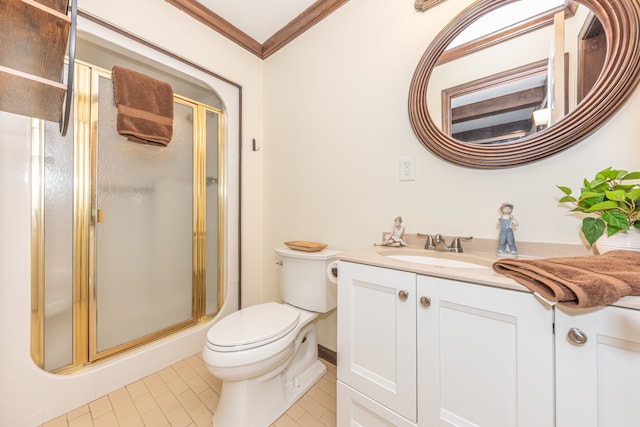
(262, 0, 640, 350)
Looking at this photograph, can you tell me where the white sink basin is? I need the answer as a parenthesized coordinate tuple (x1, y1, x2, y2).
(385, 254, 488, 269)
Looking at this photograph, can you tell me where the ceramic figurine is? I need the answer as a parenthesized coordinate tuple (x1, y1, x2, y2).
(497, 203, 518, 256)
(378, 216, 407, 247)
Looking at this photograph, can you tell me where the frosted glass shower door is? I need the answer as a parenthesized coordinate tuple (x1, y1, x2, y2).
(93, 74, 195, 356)
(205, 109, 220, 317)
(40, 119, 75, 371)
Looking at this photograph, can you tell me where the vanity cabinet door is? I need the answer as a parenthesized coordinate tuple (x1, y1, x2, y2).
(337, 382, 417, 427)
(337, 262, 417, 422)
(417, 275, 554, 427)
(555, 305, 640, 427)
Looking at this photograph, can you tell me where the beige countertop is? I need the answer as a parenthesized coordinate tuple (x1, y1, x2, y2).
(337, 234, 640, 311)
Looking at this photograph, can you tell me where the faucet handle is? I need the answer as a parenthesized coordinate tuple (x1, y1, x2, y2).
(450, 236, 473, 253)
(418, 233, 435, 249)
(425, 235, 435, 249)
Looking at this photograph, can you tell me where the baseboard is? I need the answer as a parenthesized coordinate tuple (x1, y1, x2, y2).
(318, 344, 337, 366)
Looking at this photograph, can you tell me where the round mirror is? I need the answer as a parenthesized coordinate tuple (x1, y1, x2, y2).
(409, 0, 640, 169)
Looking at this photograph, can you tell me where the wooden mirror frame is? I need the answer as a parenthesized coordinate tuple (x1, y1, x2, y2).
(408, 0, 640, 169)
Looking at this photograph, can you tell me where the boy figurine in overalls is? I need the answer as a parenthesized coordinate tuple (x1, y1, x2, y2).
(497, 203, 518, 256)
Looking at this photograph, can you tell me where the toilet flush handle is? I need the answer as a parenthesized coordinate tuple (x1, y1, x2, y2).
(327, 261, 339, 284)
(276, 260, 283, 266)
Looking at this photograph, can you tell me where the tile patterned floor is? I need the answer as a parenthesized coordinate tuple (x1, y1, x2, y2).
(39, 354, 336, 427)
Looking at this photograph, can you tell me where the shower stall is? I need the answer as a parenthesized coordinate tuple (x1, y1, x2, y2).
(31, 55, 227, 372)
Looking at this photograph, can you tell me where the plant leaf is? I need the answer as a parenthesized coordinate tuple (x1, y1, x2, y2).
(604, 189, 627, 202)
(589, 179, 608, 191)
(622, 171, 640, 180)
(602, 210, 630, 230)
(582, 217, 605, 245)
(557, 185, 572, 195)
(627, 188, 640, 200)
(577, 194, 605, 209)
(579, 191, 604, 199)
(598, 167, 622, 180)
(558, 195, 577, 203)
(606, 224, 625, 236)
(584, 200, 618, 212)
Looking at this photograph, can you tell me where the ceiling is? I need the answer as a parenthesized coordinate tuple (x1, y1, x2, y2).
(196, 0, 316, 44)
(164, 0, 349, 59)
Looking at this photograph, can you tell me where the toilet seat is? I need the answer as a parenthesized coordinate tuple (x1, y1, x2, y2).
(207, 302, 300, 352)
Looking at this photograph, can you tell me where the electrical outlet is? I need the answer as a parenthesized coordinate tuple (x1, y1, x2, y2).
(399, 157, 415, 181)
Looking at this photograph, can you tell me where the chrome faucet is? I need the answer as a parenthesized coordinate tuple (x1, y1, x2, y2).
(422, 234, 435, 250)
(419, 234, 473, 253)
(433, 234, 450, 251)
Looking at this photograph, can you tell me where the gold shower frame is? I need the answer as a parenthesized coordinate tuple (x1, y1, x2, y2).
(31, 61, 226, 373)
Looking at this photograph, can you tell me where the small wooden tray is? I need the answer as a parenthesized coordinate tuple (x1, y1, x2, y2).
(284, 241, 328, 252)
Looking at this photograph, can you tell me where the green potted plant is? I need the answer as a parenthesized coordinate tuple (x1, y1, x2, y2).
(557, 167, 640, 246)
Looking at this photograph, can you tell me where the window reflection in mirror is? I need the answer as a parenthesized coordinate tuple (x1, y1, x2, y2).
(427, 0, 605, 145)
(442, 59, 553, 143)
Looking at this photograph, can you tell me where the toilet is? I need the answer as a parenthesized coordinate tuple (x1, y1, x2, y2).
(203, 247, 340, 427)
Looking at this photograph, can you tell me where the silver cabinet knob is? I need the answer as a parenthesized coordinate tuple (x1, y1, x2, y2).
(567, 327, 588, 345)
(419, 296, 431, 308)
(398, 290, 409, 301)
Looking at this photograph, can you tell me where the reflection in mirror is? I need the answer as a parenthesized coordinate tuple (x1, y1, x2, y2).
(441, 0, 576, 61)
(408, 0, 640, 168)
(428, 0, 601, 145)
(443, 59, 554, 143)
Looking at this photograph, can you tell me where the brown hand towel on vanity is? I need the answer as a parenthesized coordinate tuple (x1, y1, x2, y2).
(112, 66, 174, 146)
(493, 250, 640, 308)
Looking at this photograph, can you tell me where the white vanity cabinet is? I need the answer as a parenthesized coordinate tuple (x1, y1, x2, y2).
(416, 275, 555, 427)
(555, 305, 640, 427)
(337, 261, 417, 425)
(337, 254, 640, 426)
(337, 261, 555, 427)
(337, 382, 418, 427)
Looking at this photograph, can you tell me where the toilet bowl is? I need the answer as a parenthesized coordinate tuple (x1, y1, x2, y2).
(203, 247, 340, 427)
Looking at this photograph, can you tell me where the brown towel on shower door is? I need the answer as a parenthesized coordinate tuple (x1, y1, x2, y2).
(493, 250, 640, 308)
(112, 66, 174, 146)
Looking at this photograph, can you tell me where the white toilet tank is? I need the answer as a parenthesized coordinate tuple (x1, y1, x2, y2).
(274, 247, 341, 313)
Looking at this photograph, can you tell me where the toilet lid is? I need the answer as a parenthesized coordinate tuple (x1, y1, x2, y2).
(207, 302, 300, 352)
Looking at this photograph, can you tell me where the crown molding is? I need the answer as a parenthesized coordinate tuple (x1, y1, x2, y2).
(165, 0, 349, 59)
